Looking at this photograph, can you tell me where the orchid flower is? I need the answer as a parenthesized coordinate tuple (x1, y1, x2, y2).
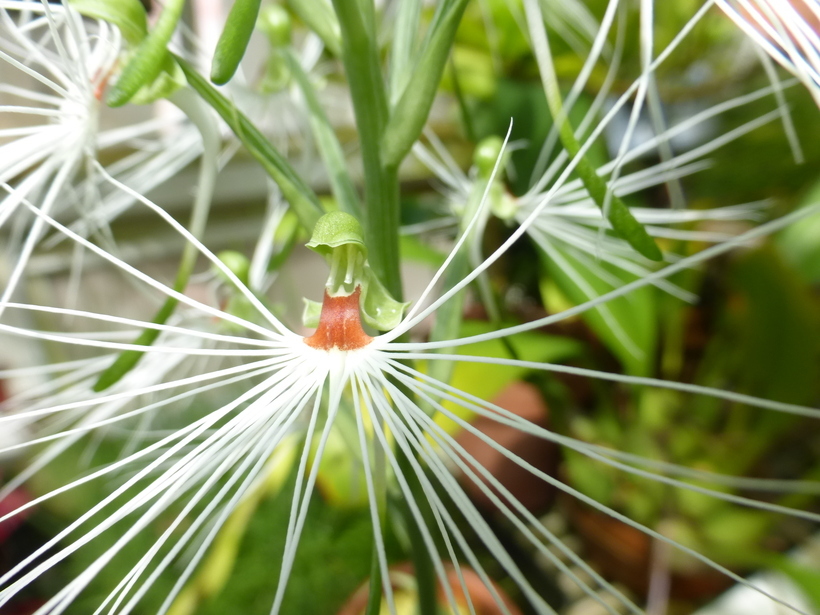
(717, 0, 820, 106)
(0, 1, 818, 614)
(0, 1, 206, 314)
(0, 147, 817, 613)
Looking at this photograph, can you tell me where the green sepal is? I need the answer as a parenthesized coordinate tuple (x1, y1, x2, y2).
(211, 0, 263, 85)
(360, 272, 410, 331)
(68, 0, 148, 46)
(302, 298, 322, 328)
(307, 212, 409, 331)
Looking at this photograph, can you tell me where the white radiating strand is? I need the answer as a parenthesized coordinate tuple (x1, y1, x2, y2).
(0, 360, 283, 458)
(10, 185, 285, 340)
(104, 371, 323, 615)
(93, 164, 294, 338)
(381, 358, 814, 614)
(360, 363, 555, 615)
(379, 1, 723, 345)
(399, 122, 514, 329)
(528, 0, 623, 192)
(2, 303, 282, 348)
(383, 202, 820, 349)
(387, 364, 639, 615)
(379, 362, 631, 615)
(269, 359, 335, 614)
(390, 351, 820, 421)
(386, 359, 820, 525)
(350, 373, 397, 615)
(717, 0, 820, 105)
(0, 355, 317, 609)
(357, 367, 492, 615)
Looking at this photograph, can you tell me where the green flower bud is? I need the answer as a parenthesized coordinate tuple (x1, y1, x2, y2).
(474, 135, 505, 178)
(260, 4, 292, 48)
(215, 250, 251, 286)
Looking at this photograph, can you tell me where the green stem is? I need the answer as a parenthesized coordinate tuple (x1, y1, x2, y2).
(330, 0, 402, 299)
(395, 446, 438, 615)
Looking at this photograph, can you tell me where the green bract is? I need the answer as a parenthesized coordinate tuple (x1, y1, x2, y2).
(305, 212, 408, 331)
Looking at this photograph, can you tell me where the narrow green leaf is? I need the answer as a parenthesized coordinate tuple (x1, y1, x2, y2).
(105, 0, 185, 107)
(211, 0, 263, 85)
(92, 296, 176, 391)
(177, 57, 324, 232)
(285, 0, 342, 56)
(68, 0, 147, 46)
(380, 0, 470, 170)
(387, 0, 421, 103)
(282, 49, 362, 218)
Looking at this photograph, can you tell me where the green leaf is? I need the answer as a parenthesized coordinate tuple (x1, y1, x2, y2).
(433, 319, 582, 432)
(177, 57, 324, 232)
(778, 179, 820, 284)
(285, 0, 341, 56)
(381, 0, 471, 169)
(387, 0, 421, 103)
(68, 0, 148, 46)
(106, 0, 185, 107)
(211, 0, 263, 85)
(283, 49, 362, 219)
(538, 246, 658, 376)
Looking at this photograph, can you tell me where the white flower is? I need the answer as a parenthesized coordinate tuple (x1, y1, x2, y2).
(0, 1, 203, 312)
(0, 162, 818, 615)
(717, 0, 820, 106)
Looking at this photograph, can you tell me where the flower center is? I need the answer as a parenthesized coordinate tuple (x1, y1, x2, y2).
(303, 286, 372, 351)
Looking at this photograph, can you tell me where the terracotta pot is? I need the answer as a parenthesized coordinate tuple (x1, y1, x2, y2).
(337, 563, 522, 615)
(455, 381, 559, 515)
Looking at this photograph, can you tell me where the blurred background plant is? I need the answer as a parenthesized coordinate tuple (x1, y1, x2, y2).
(0, 0, 819, 614)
